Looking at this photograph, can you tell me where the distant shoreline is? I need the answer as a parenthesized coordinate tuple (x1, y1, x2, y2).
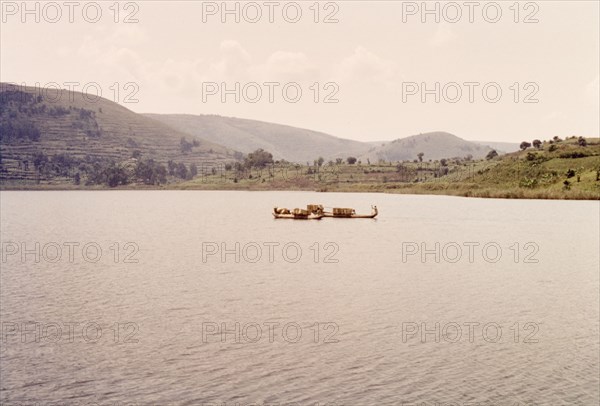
(2, 137, 599, 201)
(2, 183, 598, 200)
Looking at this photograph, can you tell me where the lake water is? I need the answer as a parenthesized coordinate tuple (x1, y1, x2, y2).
(1, 191, 598, 405)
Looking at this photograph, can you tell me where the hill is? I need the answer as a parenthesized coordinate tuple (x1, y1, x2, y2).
(145, 113, 371, 163)
(0, 84, 236, 186)
(178, 135, 599, 200)
(474, 140, 520, 154)
(361, 132, 492, 162)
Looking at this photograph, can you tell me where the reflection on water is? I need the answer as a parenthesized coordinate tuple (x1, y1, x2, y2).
(1, 191, 598, 405)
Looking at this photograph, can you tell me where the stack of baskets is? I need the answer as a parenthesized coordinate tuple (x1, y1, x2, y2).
(293, 208, 309, 216)
(307, 204, 324, 213)
(333, 208, 354, 216)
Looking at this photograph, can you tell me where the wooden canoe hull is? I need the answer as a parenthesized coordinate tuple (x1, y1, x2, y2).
(322, 212, 377, 219)
(273, 213, 324, 220)
(322, 206, 378, 218)
(273, 206, 377, 219)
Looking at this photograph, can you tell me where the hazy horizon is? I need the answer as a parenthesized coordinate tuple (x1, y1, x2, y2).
(1, 1, 598, 143)
(143, 111, 521, 145)
(0, 80, 524, 145)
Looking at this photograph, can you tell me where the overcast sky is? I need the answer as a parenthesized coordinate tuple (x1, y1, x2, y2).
(1, 1, 598, 143)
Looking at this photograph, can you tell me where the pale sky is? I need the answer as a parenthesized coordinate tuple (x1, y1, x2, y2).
(1, 0, 598, 143)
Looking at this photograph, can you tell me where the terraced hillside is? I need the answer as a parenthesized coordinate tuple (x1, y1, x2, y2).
(146, 113, 371, 163)
(0, 84, 236, 186)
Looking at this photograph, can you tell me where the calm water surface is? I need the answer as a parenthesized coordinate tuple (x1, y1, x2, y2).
(1, 191, 598, 405)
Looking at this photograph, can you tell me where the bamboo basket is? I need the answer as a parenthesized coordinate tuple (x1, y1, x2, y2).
(333, 208, 354, 216)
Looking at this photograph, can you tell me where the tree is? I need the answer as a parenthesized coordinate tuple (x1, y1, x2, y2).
(135, 159, 167, 185)
(244, 149, 273, 169)
(532, 139, 542, 149)
(190, 163, 198, 177)
(548, 144, 557, 152)
(155, 164, 167, 184)
(578, 136, 587, 146)
(32, 152, 48, 170)
(167, 160, 176, 176)
(335, 158, 343, 165)
(317, 157, 324, 167)
(417, 152, 424, 162)
(520, 141, 532, 151)
(104, 163, 129, 187)
(180, 137, 193, 154)
(486, 150, 498, 160)
(346, 157, 357, 165)
(176, 162, 189, 179)
(440, 158, 447, 166)
(553, 136, 561, 142)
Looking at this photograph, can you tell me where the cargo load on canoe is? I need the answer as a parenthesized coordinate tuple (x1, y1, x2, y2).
(274, 204, 377, 219)
(333, 208, 355, 216)
(273, 207, 323, 220)
(323, 206, 377, 218)
(307, 204, 324, 214)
